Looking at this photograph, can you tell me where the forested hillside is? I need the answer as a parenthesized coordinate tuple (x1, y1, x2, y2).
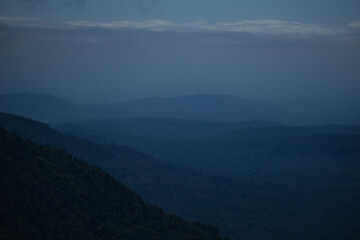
(2, 112, 360, 240)
(0, 128, 224, 240)
(59, 119, 360, 183)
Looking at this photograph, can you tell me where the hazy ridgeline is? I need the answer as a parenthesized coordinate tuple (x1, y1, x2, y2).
(57, 118, 360, 182)
(1, 93, 359, 125)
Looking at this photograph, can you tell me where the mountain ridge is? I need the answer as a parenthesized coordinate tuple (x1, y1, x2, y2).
(2, 92, 358, 124)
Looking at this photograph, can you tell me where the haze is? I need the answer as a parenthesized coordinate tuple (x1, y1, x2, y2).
(0, 0, 359, 107)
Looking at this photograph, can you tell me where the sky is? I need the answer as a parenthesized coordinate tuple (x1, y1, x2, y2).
(0, 0, 360, 105)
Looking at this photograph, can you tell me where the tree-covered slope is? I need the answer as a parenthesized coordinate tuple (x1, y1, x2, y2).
(61, 119, 360, 182)
(2, 112, 360, 240)
(57, 116, 360, 240)
(0, 128, 223, 240)
(0, 112, 247, 239)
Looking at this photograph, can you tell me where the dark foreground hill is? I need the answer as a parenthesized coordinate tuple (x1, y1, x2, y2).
(0, 128, 223, 240)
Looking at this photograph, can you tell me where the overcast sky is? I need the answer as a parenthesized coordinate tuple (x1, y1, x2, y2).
(0, 0, 359, 104)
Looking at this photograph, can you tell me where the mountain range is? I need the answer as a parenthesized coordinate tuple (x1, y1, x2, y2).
(57, 118, 360, 181)
(1, 112, 360, 239)
(1, 93, 358, 125)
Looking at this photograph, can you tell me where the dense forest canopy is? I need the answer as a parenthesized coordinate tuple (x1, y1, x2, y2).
(0, 128, 224, 240)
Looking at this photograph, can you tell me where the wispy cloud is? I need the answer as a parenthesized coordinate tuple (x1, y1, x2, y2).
(348, 20, 360, 29)
(64, 19, 345, 38)
(0, 16, 356, 40)
(64, 19, 179, 31)
(212, 20, 344, 37)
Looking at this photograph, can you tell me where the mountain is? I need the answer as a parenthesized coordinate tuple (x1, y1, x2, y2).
(0, 128, 224, 240)
(0, 93, 97, 124)
(57, 117, 360, 142)
(1, 92, 358, 124)
(102, 94, 284, 122)
(0, 112, 255, 239)
(57, 118, 360, 182)
(0, 93, 282, 123)
(58, 117, 280, 141)
(2, 112, 360, 240)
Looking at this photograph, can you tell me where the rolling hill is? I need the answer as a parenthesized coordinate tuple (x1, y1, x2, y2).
(57, 118, 360, 183)
(0, 128, 224, 240)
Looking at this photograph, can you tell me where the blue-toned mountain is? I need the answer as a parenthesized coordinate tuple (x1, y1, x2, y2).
(1, 93, 358, 124)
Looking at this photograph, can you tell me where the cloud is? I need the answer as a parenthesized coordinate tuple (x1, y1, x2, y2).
(63, 19, 348, 38)
(349, 20, 360, 29)
(64, 19, 178, 31)
(0, 16, 356, 41)
(213, 20, 343, 37)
